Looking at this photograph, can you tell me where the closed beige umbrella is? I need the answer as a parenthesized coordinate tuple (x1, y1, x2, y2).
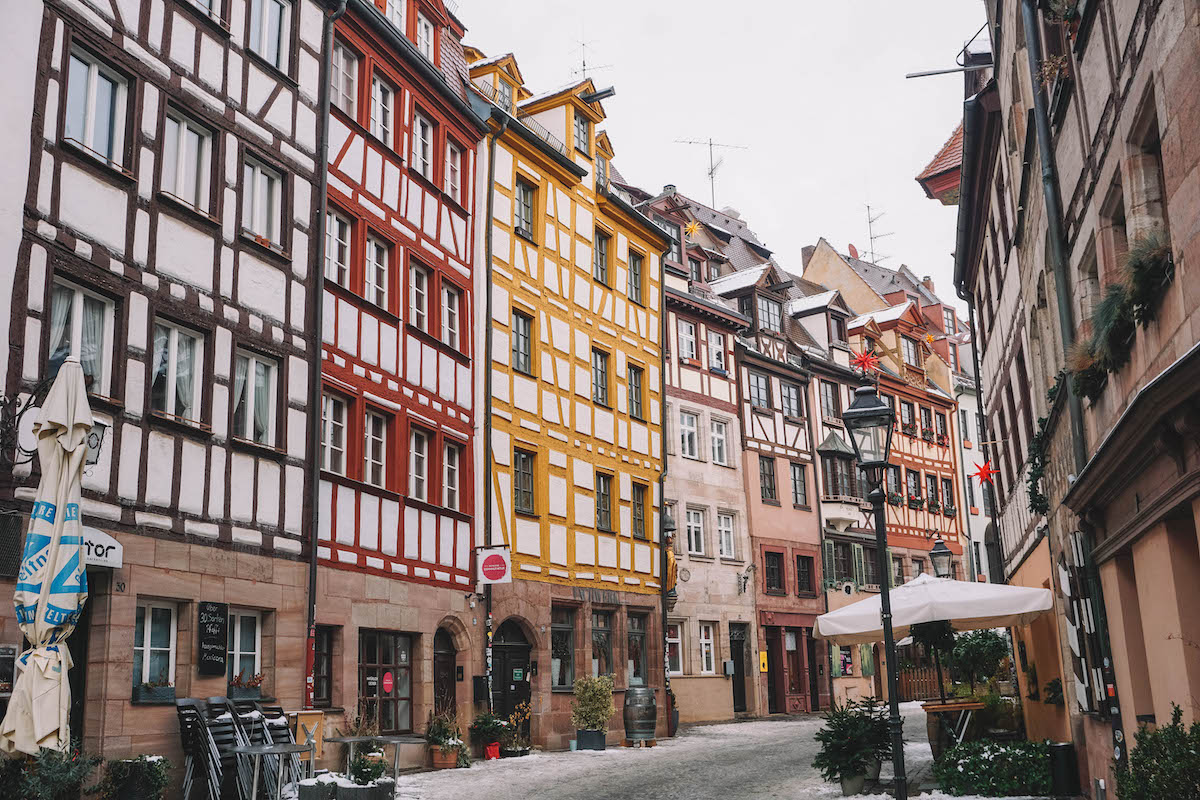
(0, 359, 93, 754)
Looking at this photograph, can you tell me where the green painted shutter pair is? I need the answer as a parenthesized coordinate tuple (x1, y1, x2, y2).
(851, 543, 866, 588)
(860, 644, 875, 676)
(822, 540, 836, 589)
(831, 642, 843, 677)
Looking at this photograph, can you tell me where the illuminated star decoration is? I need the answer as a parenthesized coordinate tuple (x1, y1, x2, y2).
(684, 220, 701, 239)
(972, 461, 999, 485)
(925, 333, 935, 344)
(850, 349, 881, 374)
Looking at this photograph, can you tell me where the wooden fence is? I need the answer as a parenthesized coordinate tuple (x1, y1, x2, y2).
(897, 666, 951, 701)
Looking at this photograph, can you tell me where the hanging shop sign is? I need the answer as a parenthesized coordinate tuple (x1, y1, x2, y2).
(477, 546, 512, 584)
(81, 526, 123, 568)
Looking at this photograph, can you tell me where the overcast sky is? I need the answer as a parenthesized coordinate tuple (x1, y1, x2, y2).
(457, 0, 986, 312)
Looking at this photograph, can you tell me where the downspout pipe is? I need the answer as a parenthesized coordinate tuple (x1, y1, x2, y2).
(304, 0, 348, 710)
(1020, 0, 1088, 473)
(799, 368, 833, 709)
(658, 248, 670, 733)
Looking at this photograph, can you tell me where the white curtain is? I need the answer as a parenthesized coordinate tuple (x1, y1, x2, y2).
(151, 325, 169, 411)
(252, 361, 269, 443)
(232, 356, 248, 438)
(174, 334, 193, 418)
(80, 295, 105, 388)
(48, 286, 73, 371)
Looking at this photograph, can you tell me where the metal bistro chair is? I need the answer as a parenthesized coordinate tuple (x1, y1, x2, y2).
(257, 704, 313, 782)
(206, 697, 255, 800)
(176, 700, 221, 800)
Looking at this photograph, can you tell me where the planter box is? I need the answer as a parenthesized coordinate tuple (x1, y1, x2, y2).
(132, 684, 176, 704)
(500, 747, 530, 758)
(228, 686, 262, 700)
(576, 729, 606, 751)
(429, 746, 458, 769)
(335, 779, 395, 800)
(298, 782, 338, 800)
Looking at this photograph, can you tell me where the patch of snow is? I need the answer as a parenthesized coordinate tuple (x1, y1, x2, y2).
(709, 263, 770, 294)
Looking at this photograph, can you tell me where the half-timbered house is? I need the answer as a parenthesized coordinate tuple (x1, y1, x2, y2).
(0, 0, 328, 767)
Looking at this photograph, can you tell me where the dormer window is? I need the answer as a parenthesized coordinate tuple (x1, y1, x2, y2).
(902, 335, 921, 367)
(943, 308, 955, 333)
(708, 263, 720, 281)
(497, 79, 513, 112)
(654, 216, 680, 262)
(596, 153, 607, 188)
(948, 344, 960, 371)
(757, 296, 783, 333)
(829, 314, 847, 344)
(688, 258, 701, 282)
(416, 14, 435, 61)
(386, 0, 405, 31)
(574, 111, 590, 154)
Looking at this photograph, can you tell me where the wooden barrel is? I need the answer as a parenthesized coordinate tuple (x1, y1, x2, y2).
(623, 687, 657, 741)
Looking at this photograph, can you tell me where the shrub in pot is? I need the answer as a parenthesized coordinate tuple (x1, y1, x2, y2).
(469, 711, 505, 759)
(853, 697, 891, 781)
(425, 711, 469, 769)
(932, 739, 1051, 796)
(571, 675, 614, 751)
(89, 754, 171, 800)
(812, 703, 874, 796)
(500, 701, 532, 757)
(0, 746, 101, 800)
(1114, 704, 1200, 800)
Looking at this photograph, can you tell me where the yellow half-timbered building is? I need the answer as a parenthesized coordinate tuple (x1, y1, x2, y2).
(466, 48, 672, 747)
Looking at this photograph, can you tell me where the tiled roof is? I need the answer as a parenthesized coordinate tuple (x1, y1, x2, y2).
(848, 301, 914, 329)
(916, 122, 964, 182)
(709, 263, 770, 293)
(438, 28, 470, 100)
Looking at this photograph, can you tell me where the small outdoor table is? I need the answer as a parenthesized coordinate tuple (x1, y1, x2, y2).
(375, 734, 427, 779)
(922, 699, 986, 750)
(231, 742, 312, 800)
(322, 734, 378, 775)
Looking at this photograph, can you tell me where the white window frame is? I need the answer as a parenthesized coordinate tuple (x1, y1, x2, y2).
(162, 109, 212, 212)
(365, 235, 389, 307)
(943, 308, 955, 333)
(444, 143, 462, 203)
(49, 279, 115, 397)
(679, 411, 699, 459)
(363, 409, 387, 487)
(386, 0, 406, 31)
(242, 157, 283, 245)
(331, 40, 357, 116)
(325, 210, 351, 287)
(370, 74, 393, 144)
(717, 513, 735, 559)
(409, 264, 429, 331)
(960, 409, 970, 439)
(497, 79, 513, 112)
(685, 508, 705, 556)
(441, 284, 461, 350)
(710, 419, 728, 466)
(416, 14, 435, 61)
(232, 349, 278, 446)
(678, 321, 696, 360)
(699, 623, 715, 674)
(411, 112, 433, 179)
(666, 623, 683, 675)
(409, 427, 429, 501)
(65, 48, 128, 165)
(151, 320, 204, 423)
(134, 601, 178, 687)
(248, 0, 292, 72)
(321, 394, 347, 475)
(443, 442, 460, 510)
(227, 609, 262, 683)
(707, 330, 725, 370)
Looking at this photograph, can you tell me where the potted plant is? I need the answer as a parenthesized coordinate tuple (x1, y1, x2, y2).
(500, 701, 532, 757)
(813, 702, 874, 796)
(228, 671, 265, 700)
(901, 421, 918, 437)
(886, 491, 904, 506)
(338, 752, 394, 799)
(469, 711, 505, 760)
(89, 754, 171, 800)
(927, 498, 941, 513)
(3, 747, 101, 800)
(942, 503, 957, 517)
(131, 680, 175, 704)
(907, 495, 925, 510)
(571, 675, 614, 751)
(425, 711, 469, 769)
(853, 698, 892, 781)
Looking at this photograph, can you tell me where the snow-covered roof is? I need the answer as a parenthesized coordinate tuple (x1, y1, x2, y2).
(517, 79, 588, 109)
(848, 300, 913, 329)
(787, 291, 838, 316)
(709, 263, 770, 294)
(469, 52, 515, 70)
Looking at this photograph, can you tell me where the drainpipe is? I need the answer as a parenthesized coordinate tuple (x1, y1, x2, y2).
(304, 0, 347, 711)
(800, 369, 829, 710)
(482, 113, 509, 713)
(1020, 0, 1087, 473)
(962, 299, 1003, 573)
(658, 247, 671, 733)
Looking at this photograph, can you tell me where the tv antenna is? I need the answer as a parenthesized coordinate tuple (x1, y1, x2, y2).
(674, 137, 748, 207)
(570, 37, 611, 79)
(865, 204, 894, 263)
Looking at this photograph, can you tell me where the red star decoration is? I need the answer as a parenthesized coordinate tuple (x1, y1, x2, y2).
(973, 461, 999, 485)
(850, 349, 881, 373)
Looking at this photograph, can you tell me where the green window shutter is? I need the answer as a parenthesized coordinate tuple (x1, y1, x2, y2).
(861, 644, 875, 677)
(851, 543, 865, 589)
(831, 643, 843, 677)
(823, 540, 836, 588)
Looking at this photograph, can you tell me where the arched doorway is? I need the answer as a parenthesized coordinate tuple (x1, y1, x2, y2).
(492, 620, 532, 725)
(433, 628, 457, 715)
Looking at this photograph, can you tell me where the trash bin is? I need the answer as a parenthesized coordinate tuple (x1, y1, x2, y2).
(1048, 741, 1080, 796)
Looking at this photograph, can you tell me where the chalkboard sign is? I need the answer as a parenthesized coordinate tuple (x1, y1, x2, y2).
(197, 602, 228, 677)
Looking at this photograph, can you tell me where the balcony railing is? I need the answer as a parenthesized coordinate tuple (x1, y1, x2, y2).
(471, 79, 568, 157)
(998, 458, 1042, 578)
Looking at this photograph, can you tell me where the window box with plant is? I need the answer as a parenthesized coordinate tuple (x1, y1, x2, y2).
(91, 754, 172, 800)
(887, 491, 904, 507)
(228, 671, 264, 700)
(921, 427, 935, 444)
(907, 495, 925, 510)
(131, 680, 175, 704)
(901, 421, 917, 437)
(942, 503, 957, 517)
(935, 432, 949, 447)
(927, 498, 941, 514)
(571, 675, 614, 751)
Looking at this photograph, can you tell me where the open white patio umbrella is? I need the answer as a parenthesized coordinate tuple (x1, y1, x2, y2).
(0, 358, 93, 754)
(814, 573, 1052, 646)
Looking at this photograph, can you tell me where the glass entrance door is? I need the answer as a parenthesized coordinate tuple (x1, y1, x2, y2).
(359, 630, 412, 734)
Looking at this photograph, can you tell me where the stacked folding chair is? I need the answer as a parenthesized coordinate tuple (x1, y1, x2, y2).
(206, 697, 254, 800)
(176, 700, 221, 800)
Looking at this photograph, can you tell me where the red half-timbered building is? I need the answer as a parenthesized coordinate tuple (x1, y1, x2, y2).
(314, 0, 487, 742)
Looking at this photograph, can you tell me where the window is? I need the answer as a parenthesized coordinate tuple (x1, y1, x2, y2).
(821, 455, 857, 498)
(321, 393, 347, 474)
(790, 463, 808, 507)
(820, 381, 840, 420)
(901, 401, 915, 426)
(162, 110, 212, 211)
(409, 264, 429, 331)
(631, 483, 647, 540)
(514, 180, 535, 239)
(912, 558, 925, 576)
(936, 413, 948, 436)
(574, 111, 590, 153)
(833, 541, 852, 581)
(47, 280, 114, 396)
(325, 210, 351, 287)
(710, 420, 728, 465)
(444, 143, 461, 203)
(921, 406, 933, 431)
(666, 623, 683, 675)
(628, 252, 643, 303)
(707, 330, 725, 370)
(677, 320, 696, 360)
(796, 555, 814, 594)
(409, 428, 429, 501)
(717, 513, 735, 558)
(698, 623, 716, 674)
(749, 372, 771, 408)
(514, 449, 535, 514)
(591, 349, 609, 405)
(628, 366, 644, 420)
(443, 443, 461, 509)
(313, 626, 334, 707)
(416, 13, 435, 61)
(655, 216, 681, 262)
(688, 258, 701, 282)
(358, 630, 412, 733)
(248, 0, 291, 71)
(893, 557, 905, 585)
(596, 153, 607, 187)
(781, 383, 802, 418)
(759, 455, 777, 501)
(593, 231, 609, 284)
(512, 311, 533, 374)
(385, 0, 405, 32)
(943, 308, 955, 333)
(65, 48, 127, 164)
(757, 296, 783, 332)
(627, 615, 647, 687)
(765, 552, 783, 592)
(942, 477, 954, 508)
(331, 41, 357, 116)
(365, 236, 389, 307)
(411, 113, 433, 179)
(906, 469, 921, 497)
(708, 262, 720, 281)
(679, 412, 698, 459)
(232, 350, 278, 446)
(370, 75, 393, 144)
(133, 602, 177, 688)
(441, 285, 461, 349)
(591, 611, 612, 676)
(363, 410, 387, 487)
(595, 472, 613, 530)
(497, 79, 514, 112)
(227, 609, 261, 683)
(830, 315, 848, 344)
(551, 607, 574, 688)
(685, 508, 705, 555)
(902, 336, 921, 367)
(863, 546, 880, 586)
(886, 465, 901, 495)
(949, 344, 960, 371)
(151, 321, 203, 423)
(242, 158, 283, 245)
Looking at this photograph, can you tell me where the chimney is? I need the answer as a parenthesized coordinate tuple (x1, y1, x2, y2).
(720, 206, 742, 220)
(848, 243, 859, 259)
(663, 184, 676, 195)
(922, 275, 935, 293)
(801, 245, 816, 268)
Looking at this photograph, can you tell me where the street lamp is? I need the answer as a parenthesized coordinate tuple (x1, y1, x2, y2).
(842, 385, 907, 800)
(930, 539, 954, 579)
